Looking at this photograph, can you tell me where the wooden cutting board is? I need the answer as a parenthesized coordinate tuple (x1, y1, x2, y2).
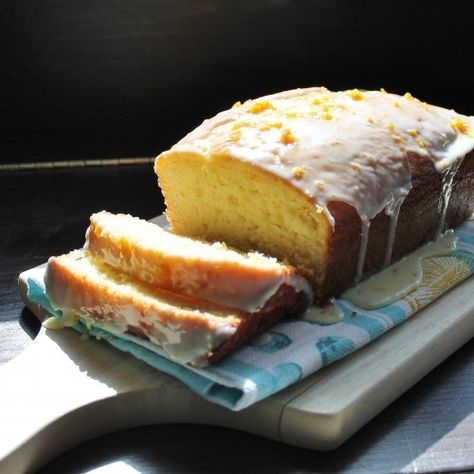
(1, 263, 473, 473)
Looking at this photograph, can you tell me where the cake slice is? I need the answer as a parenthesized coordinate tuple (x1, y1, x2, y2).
(45, 250, 310, 366)
(85, 211, 312, 312)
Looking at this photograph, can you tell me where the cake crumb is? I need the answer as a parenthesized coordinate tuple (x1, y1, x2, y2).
(393, 101, 400, 108)
(403, 92, 415, 101)
(380, 87, 387, 94)
(367, 116, 374, 124)
(232, 101, 242, 108)
(416, 138, 427, 148)
(407, 129, 418, 137)
(387, 121, 395, 132)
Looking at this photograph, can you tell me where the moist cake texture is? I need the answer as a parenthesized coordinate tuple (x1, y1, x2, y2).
(85, 211, 312, 312)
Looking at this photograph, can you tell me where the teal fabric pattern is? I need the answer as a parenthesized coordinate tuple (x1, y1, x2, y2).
(25, 220, 474, 411)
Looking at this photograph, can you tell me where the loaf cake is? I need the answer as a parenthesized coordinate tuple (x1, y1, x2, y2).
(155, 87, 474, 302)
(45, 220, 311, 366)
(85, 210, 312, 312)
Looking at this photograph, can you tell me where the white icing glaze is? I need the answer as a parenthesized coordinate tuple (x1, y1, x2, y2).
(44, 251, 241, 366)
(93, 239, 312, 313)
(251, 333, 272, 347)
(341, 230, 458, 309)
(301, 299, 343, 325)
(436, 158, 463, 238)
(384, 193, 406, 267)
(170, 87, 474, 227)
(355, 219, 371, 284)
(43, 315, 70, 330)
(47, 301, 237, 366)
(210, 273, 313, 312)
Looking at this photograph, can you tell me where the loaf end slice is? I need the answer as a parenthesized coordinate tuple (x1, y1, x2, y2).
(45, 250, 310, 366)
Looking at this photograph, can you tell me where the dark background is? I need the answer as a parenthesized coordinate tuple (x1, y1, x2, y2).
(1, 2, 474, 471)
(1, 0, 473, 164)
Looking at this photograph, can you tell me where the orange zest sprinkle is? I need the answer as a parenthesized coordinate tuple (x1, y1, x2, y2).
(231, 121, 250, 131)
(293, 167, 305, 180)
(259, 121, 282, 131)
(311, 95, 329, 105)
(248, 100, 275, 114)
(230, 130, 242, 142)
(347, 89, 365, 101)
(450, 117, 470, 134)
(280, 128, 296, 144)
(315, 180, 325, 191)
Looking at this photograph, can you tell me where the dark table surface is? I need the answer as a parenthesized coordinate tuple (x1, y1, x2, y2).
(1, 163, 473, 474)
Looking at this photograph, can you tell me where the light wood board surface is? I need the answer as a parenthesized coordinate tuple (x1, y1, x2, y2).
(0, 262, 472, 472)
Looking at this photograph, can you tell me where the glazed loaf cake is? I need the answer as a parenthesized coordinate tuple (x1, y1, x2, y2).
(155, 87, 474, 302)
(45, 215, 311, 366)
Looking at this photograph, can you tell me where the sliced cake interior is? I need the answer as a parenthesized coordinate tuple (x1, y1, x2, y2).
(85, 210, 312, 312)
(45, 248, 310, 366)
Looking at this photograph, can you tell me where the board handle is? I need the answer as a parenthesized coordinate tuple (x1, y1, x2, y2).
(0, 327, 190, 473)
(5, 272, 282, 472)
(0, 324, 284, 472)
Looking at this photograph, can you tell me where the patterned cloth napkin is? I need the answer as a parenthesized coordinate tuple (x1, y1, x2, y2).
(25, 220, 474, 411)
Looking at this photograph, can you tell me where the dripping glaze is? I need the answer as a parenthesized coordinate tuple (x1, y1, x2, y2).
(172, 87, 474, 282)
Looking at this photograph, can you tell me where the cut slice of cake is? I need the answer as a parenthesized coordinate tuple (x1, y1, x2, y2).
(45, 249, 310, 366)
(85, 211, 312, 312)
